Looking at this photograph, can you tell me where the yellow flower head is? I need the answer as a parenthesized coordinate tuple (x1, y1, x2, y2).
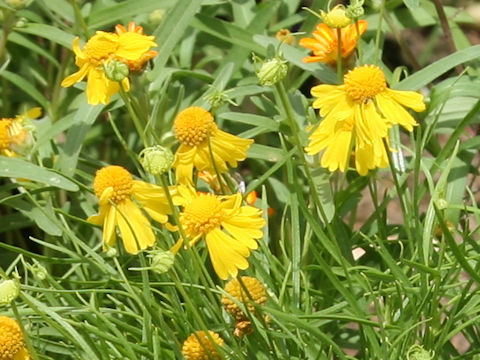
(320, 5, 351, 28)
(174, 186, 265, 280)
(305, 64, 425, 175)
(61, 23, 157, 105)
(182, 331, 224, 360)
(221, 276, 267, 321)
(0, 108, 41, 158)
(173, 107, 253, 185)
(87, 165, 174, 254)
(0, 316, 31, 360)
(299, 20, 367, 64)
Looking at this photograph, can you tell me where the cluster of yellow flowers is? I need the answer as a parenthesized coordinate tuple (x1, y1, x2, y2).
(299, 5, 426, 175)
(0, 2, 429, 357)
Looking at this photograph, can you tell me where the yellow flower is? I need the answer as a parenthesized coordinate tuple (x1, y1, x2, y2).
(182, 331, 224, 360)
(87, 165, 174, 254)
(61, 24, 157, 105)
(174, 185, 265, 280)
(299, 20, 367, 64)
(0, 316, 31, 360)
(305, 65, 425, 175)
(0, 108, 41, 157)
(173, 107, 253, 185)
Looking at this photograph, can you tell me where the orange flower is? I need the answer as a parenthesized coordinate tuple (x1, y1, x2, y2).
(299, 20, 367, 64)
(114, 22, 158, 72)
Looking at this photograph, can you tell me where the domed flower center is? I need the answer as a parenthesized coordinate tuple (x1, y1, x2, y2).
(222, 276, 268, 320)
(182, 194, 223, 237)
(344, 65, 387, 103)
(84, 33, 119, 62)
(182, 331, 224, 360)
(174, 107, 217, 147)
(0, 119, 13, 149)
(93, 165, 133, 203)
(0, 316, 25, 360)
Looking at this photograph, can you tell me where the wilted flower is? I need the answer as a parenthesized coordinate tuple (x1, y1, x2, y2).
(299, 20, 367, 64)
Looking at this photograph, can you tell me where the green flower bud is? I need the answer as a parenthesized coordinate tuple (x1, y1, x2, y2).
(346, 0, 365, 18)
(0, 279, 20, 305)
(149, 250, 175, 274)
(320, 5, 351, 28)
(256, 57, 288, 86)
(203, 87, 237, 111)
(407, 345, 434, 360)
(139, 146, 174, 175)
(105, 246, 118, 258)
(436, 198, 448, 210)
(103, 60, 129, 82)
(32, 263, 47, 280)
(149, 9, 165, 25)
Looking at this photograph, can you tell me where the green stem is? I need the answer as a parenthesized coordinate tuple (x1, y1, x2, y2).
(120, 89, 149, 147)
(274, 82, 334, 235)
(373, 0, 385, 65)
(384, 139, 414, 253)
(69, 0, 91, 38)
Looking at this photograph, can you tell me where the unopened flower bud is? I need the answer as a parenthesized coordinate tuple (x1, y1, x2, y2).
(320, 5, 351, 28)
(104, 60, 129, 82)
(0, 279, 20, 305)
(149, 9, 165, 25)
(139, 146, 174, 175)
(407, 345, 434, 360)
(346, 0, 365, 18)
(436, 198, 448, 210)
(32, 263, 47, 280)
(149, 250, 175, 274)
(255, 57, 288, 86)
(105, 246, 118, 258)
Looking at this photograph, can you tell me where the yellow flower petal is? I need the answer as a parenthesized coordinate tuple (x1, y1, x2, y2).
(206, 228, 250, 280)
(116, 32, 157, 60)
(116, 200, 156, 254)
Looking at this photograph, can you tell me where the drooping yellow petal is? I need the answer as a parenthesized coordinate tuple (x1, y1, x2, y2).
(61, 63, 91, 87)
(115, 200, 156, 254)
(86, 68, 120, 105)
(376, 93, 418, 131)
(103, 205, 117, 248)
(386, 88, 426, 112)
(174, 144, 197, 184)
(320, 128, 352, 172)
(205, 228, 250, 280)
